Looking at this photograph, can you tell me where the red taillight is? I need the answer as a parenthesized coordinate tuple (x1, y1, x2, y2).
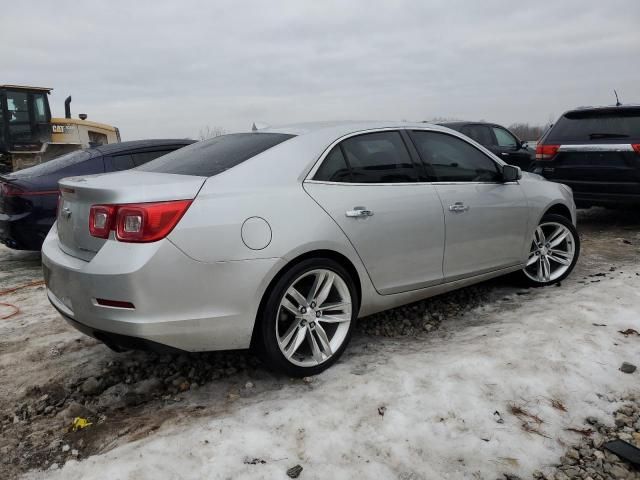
(89, 205, 117, 239)
(632, 144, 640, 154)
(89, 200, 192, 243)
(535, 144, 560, 161)
(0, 183, 58, 197)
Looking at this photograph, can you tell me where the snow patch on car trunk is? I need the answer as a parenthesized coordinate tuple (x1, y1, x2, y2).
(25, 265, 640, 479)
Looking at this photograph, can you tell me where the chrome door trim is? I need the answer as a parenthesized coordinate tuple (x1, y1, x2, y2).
(303, 126, 508, 181)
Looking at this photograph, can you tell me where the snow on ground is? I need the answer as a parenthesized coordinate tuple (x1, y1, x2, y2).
(24, 264, 640, 480)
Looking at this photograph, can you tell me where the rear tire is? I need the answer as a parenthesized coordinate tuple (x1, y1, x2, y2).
(518, 214, 579, 287)
(257, 258, 358, 377)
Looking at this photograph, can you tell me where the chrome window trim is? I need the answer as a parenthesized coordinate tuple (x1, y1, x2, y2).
(558, 144, 633, 152)
(304, 126, 507, 185)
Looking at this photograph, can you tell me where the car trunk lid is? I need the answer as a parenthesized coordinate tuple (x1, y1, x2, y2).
(56, 171, 206, 261)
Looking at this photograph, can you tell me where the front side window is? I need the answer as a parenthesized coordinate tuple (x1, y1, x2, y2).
(315, 131, 419, 183)
(492, 127, 518, 148)
(410, 131, 501, 182)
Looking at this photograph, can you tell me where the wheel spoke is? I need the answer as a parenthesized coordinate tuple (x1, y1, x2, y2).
(317, 301, 350, 312)
(313, 323, 333, 357)
(526, 252, 538, 266)
(287, 287, 308, 309)
(281, 297, 301, 316)
(548, 252, 571, 266)
(542, 256, 551, 281)
(534, 227, 546, 246)
(313, 272, 335, 307)
(307, 329, 324, 364)
(284, 324, 307, 358)
(548, 228, 569, 248)
(280, 319, 301, 347)
(307, 271, 326, 304)
(318, 313, 351, 323)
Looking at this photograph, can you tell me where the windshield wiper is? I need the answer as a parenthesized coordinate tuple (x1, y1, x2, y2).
(588, 132, 629, 139)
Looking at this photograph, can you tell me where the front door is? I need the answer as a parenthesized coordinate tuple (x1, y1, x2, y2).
(304, 130, 445, 295)
(408, 129, 529, 281)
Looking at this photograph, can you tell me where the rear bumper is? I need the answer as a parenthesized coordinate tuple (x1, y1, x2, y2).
(0, 212, 52, 250)
(572, 190, 640, 206)
(42, 224, 283, 352)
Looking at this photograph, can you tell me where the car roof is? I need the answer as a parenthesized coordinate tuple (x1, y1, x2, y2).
(263, 120, 455, 138)
(91, 139, 196, 156)
(562, 104, 640, 115)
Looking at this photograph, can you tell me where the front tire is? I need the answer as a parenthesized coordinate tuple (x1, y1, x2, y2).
(257, 258, 358, 377)
(519, 213, 580, 287)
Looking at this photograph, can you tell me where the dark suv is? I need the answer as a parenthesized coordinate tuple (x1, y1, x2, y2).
(0, 139, 195, 250)
(438, 121, 535, 170)
(533, 106, 640, 208)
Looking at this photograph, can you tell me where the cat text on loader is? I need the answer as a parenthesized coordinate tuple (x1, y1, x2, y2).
(0, 85, 120, 172)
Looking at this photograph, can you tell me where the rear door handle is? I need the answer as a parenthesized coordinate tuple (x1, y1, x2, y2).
(448, 202, 469, 213)
(346, 207, 374, 218)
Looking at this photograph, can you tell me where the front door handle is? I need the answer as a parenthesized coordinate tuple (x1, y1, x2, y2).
(346, 207, 374, 218)
(448, 202, 469, 213)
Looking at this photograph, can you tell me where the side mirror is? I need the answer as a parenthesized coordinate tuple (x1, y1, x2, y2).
(520, 141, 529, 150)
(502, 164, 522, 182)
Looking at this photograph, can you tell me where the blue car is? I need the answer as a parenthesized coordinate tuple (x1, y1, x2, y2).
(0, 139, 194, 250)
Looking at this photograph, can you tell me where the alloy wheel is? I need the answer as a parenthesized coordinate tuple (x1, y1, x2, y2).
(275, 268, 352, 367)
(523, 221, 576, 283)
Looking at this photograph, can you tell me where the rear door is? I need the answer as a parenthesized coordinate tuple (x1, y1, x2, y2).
(304, 130, 445, 295)
(408, 130, 529, 281)
(537, 108, 640, 197)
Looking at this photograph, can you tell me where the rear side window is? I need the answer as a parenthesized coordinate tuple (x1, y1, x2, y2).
(317, 131, 419, 183)
(314, 146, 352, 182)
(111, 154, 134, 171)
(132, 150, 174, 166)
(546, 108, 640, 142)
(461, 125, 494, 146)
(410, 131, 501, 182)
(137, 133, 294, 177)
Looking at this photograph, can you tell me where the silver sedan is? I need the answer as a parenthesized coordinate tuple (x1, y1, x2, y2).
(42, 122, 579, 376)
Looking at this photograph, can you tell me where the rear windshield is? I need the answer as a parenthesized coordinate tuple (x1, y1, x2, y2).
(8, 150, 92, 177)
(137, 133, 294, 177)
(546, 108, 640, 142)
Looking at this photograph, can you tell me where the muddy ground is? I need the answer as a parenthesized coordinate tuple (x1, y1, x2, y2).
(0, 208, 638, 479)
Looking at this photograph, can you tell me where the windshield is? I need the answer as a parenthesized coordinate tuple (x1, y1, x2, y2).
(547, 108, 640, 142)
(137, 133, 295, 177)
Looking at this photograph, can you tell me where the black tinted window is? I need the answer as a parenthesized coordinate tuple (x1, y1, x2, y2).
(138, 133, 294, 177)
(111, 154, 134, 171)
(411, 131, 501, 182)
(547, 108, 640, 142)
(461, 125, 493, 146)
(314, 146, 352, 182)
(339, 131, 418, 183)
(132, 150, 173, 167)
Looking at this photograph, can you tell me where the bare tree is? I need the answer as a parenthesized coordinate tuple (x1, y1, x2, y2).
(198, 126, 226, 140)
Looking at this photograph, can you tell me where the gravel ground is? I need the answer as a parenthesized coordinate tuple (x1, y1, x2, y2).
(1, 207, 639, 479)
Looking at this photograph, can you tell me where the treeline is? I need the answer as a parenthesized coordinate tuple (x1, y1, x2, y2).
(507, 123, 550, 141)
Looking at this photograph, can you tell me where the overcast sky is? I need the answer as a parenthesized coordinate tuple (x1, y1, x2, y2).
(4, 0, 639, 140)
